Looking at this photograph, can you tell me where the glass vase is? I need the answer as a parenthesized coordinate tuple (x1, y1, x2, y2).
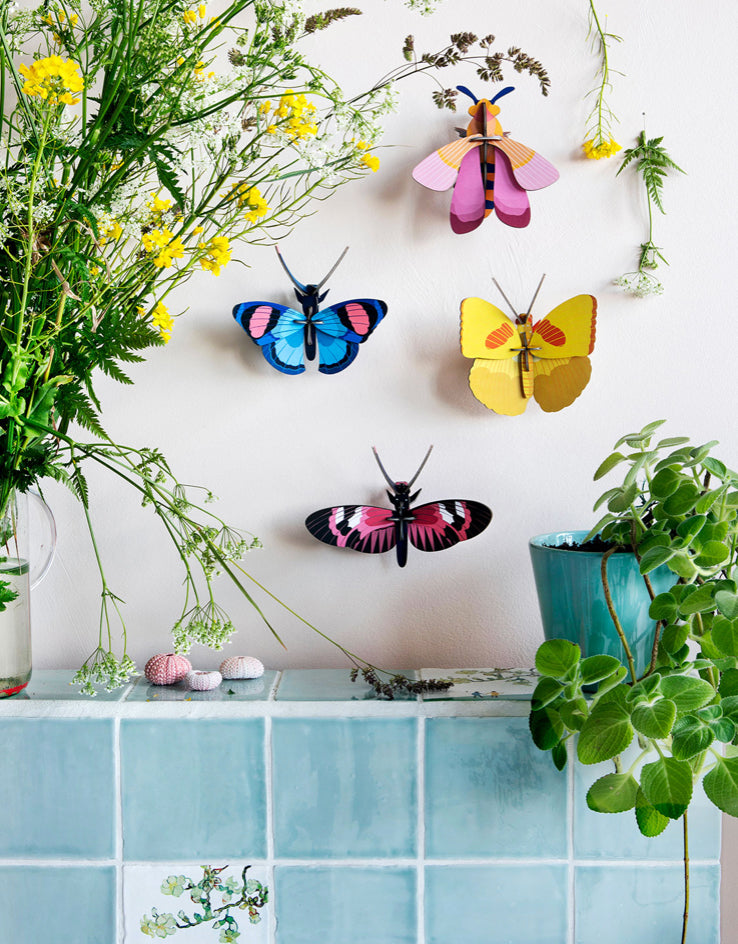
(0, 488, 56, 697)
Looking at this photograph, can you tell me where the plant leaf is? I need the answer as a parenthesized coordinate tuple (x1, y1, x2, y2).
(640, 757, 693, 819)
(587, 772, 639, 813)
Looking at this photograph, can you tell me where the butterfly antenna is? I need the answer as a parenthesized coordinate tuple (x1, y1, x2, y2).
(408, 445, 434, 488)
(456, 85, 478, 104)
(491, 86, 515, 105)
(372, 447, 397, 490)
(275, 246, 307, 292)
(525, 274, 547, 316)
(491, 278, 519, 320)
(316, 246, 350, 291)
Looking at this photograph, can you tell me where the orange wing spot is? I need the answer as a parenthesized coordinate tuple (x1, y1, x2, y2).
(534, 318, 566, 347)
(588, 297, 598, 354)
(485, 321, 514, 349)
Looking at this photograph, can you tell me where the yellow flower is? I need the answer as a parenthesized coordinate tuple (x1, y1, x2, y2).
(192, 225, 204, 234)
(260, 101, 272, 114)
(198, 236, 231, 276)
(148, 192, 172, 215)
(198, 3, 207, 17)
(360, 152, 380, 172)
(100, 220, 123, 244)
(19, 56, 84, 106)
(183, 9, 197, 24)
(266, 124, 277, 135)
(582, 137, 622, 160)
(138, 301, 174, 343)
(142, 228, 184, 269)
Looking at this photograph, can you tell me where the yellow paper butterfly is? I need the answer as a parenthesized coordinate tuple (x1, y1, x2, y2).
(460, 278, 597, 416)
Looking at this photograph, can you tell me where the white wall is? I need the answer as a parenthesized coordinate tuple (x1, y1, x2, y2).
(28, 0, 738, 934)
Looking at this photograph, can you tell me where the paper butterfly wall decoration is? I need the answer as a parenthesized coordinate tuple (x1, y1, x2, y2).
(412, 85, 559, 233)
(460, 275, 597, 416)
(305, 446, 492, 568)
(232, 246, 387, 374)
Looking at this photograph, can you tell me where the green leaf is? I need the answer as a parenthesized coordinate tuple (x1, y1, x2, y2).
(529, 707, 564, 751)
(718, 696, 738, 724)
(650, 468, 681, 499)
(660, 623, 689, 653)
(719, 669, 738, 698)
(560, 698, 589, 732)
(694, 541, 731, 568)
(667, 553, 698, 580)
(712, 617, 738, 657)
(716, 590, 738, 619)
(659, 675, 716, 713)
(671, 715, 714, 759)
(551, 741, 568, 771)
(635, 787, 670, 837)
(580, 655, 622, 685)
(675, 514, 707, 542)
(712, 719, 736, 743)
(663, 483, 701, 517)
(703, 456, 728, 479)
(608, 483, 639, 513)
(535, 639, 580, 678)
(695, 488, 723, 515)
(594, 452, 627, 481)
(627, 675, 662, 703)
(587, 773, 639, 813)
(639, 546, 675, 574)
(677, 584, 716, 616)
(640, 757, 693, 819)
(577, 700, 634, 765)
(595, 664, 629, 697)
(531, 676, 565, 710)
(631, 698, 676, 739)
(703, 756, 738, 815)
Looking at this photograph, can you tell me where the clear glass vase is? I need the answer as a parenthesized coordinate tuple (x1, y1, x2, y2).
(0, 489, 56, 697)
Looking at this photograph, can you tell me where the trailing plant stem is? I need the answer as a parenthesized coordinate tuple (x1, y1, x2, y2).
(681, 812, 689, 944)
(601, 546, 637, 683)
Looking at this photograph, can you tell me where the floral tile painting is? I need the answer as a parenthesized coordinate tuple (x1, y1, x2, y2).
(418, 668, 539, 700)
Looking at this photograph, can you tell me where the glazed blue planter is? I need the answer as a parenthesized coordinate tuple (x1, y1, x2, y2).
(529, 531, 672, 678)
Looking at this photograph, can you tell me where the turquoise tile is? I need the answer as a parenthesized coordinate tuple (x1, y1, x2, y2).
(121, 719, 266, 859)
(0, 719, 114, 857)
(0, 866, 115, 944)
(575, 864, 719, 944)
(272, 718, 416, 857)
(426, 865, 567, 944)
(126, 670, 278, 701)
(276, 669, 418, 701)
(425, 717, 567, 857)
(275, 867, 415, 944)
(573, 751, 722, 860)
(24, 668, 131, 700)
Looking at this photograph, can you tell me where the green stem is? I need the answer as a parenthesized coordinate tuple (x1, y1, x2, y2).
(681, 811, 689, 944)
(601, 546, 637, 683)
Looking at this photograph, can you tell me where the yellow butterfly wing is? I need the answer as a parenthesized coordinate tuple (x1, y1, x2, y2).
(469, 359, 529, 415)
(533, 356, 592, 412)
(531, 295, 597, 358)
(460, 297, 519, 360)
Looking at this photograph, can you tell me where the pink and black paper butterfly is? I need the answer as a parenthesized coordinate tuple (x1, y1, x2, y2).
(412, 86, 558, 233)
(305, 446, 492, 568)
(232, 246, 387, 374)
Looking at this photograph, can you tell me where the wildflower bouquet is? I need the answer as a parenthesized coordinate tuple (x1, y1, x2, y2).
(0, 0, 549, 691)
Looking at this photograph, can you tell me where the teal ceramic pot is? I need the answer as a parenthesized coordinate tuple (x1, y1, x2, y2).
(529, 531, 672, 678)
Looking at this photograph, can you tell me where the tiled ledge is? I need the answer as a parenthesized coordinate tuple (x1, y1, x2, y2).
(0, 668, 538, 717)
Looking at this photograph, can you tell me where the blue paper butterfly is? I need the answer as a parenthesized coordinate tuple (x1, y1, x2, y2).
(232, 247, 387, 375)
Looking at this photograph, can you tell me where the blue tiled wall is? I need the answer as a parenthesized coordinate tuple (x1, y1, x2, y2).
(0, 671, 723, 944)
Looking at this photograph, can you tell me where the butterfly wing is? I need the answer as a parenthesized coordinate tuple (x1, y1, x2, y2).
(305, 505, 397, 554)
(413, 138, 481, 191)
(314, 300, 387, 375)
(489, 146, 530, 228)
(450, 148, 486, 234)
(531, 295, 598, 358)
(531, 357, 592, 413)
(460, 298, 518, 360)
(468, 359, 529, 415)
(407, 500, 492, 552)
(233, 302, 306, 374)
(494, 136, 559, 191)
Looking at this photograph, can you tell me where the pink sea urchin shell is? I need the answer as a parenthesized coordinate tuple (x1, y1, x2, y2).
(219, 656, 265, 680)
(186, 669, 222, 691)
(144, 653, 192, 685)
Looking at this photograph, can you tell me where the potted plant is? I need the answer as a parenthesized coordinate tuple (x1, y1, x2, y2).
(529, 420, 738, 943)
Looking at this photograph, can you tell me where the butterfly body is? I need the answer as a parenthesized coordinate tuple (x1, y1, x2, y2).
(232, 248, 386, 375)
(460, 288, 597, 415)
(305, 448, 492, 568)
(412, 86, 558, 233)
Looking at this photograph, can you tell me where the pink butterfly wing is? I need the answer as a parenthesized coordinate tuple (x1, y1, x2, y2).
(305, 505, 397, 554)
(450, 149, 486, 234)
(412, 138, 480, 191)
(490, 148, 531, 228)
(407, 500, 492, 552)
(494, 137, 559, 191)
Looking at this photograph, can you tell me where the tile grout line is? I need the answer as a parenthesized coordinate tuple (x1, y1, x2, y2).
(264, 709, 276, 944)
(416, 715, 425, 944)
(567, 739, 575, 944)
(114, 715, 124, 944)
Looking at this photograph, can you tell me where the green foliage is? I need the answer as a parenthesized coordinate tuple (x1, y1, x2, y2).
(0, 577, 18, 612)
(530, 422, 738, 842)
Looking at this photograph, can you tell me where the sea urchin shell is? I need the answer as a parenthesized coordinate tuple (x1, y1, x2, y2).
(219, 656, 265, 679)
(144, 653, 192, 686)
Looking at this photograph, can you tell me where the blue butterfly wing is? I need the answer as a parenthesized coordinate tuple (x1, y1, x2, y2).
(232, 302, 306, 375)
(314, 299, 387, 374)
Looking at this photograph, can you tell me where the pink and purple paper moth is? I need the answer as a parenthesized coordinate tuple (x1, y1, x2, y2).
(305, 446, 492, 568)
(232, 246, 387, 374)
(412, 86, 559, 233)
